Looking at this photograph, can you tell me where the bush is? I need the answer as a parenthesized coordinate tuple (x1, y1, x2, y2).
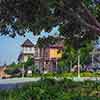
(0, 79, 100, 100)
(81, 72, 93, 77)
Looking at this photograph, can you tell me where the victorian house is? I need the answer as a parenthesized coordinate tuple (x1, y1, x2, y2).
(18, 38, 63, 72)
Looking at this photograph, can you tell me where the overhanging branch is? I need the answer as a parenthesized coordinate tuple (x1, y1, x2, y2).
(81, 2, 100, 29)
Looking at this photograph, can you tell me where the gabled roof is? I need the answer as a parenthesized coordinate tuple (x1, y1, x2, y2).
(21, 39, 34, 47)
(48, 44, 64, 49)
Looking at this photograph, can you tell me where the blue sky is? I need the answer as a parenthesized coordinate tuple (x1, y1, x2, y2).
(0, 27, 59, 65)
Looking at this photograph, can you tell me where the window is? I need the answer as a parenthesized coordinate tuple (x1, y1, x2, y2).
(24, 47, 27, 51)
(46, 61, 48, 64)
(35, 48, 39, 57)
(30, 47, 32, 51)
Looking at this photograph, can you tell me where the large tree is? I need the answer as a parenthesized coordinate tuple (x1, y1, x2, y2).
(0, 0, 100, 39)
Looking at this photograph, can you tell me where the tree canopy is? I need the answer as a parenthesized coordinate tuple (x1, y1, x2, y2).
(0, 0, 100, 39)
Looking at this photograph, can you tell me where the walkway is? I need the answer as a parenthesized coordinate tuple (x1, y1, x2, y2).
(0, 77, 41, 84)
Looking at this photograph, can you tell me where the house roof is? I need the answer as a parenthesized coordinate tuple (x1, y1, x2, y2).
(21, 39, 34, 47)
(49, 45, 64, 48)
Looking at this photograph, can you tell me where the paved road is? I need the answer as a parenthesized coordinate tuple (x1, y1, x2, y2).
(0, 78, 42, 89)
(0, 77, 100, 84)
(0, 77, 100, 89)
(0, 77, 41, 84)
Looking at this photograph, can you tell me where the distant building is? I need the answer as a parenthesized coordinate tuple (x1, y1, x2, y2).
(18, 38, 64, 72)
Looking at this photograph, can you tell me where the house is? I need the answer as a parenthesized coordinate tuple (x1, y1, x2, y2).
(18, 38, 64, 73)
(18, 39, 35, 63)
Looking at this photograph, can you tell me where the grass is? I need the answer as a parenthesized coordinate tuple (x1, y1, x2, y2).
(31, 72, 100, 78)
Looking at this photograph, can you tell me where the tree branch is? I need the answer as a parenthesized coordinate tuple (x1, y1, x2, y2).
(81, 2, 100, 29)
(81, 19, 100, 35)
(75, 12, 100, 35)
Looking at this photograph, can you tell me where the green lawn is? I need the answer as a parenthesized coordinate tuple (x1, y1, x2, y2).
(32, 72, 100, 78)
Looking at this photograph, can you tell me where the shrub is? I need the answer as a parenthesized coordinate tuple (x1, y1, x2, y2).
(0, 79, 100, 100)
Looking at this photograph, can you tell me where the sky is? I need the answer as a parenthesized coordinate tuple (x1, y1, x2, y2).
(0, 27, 59, 66)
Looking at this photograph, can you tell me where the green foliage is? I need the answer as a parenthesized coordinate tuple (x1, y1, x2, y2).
(24, 57, 34, 67)
(58, 60, 66, 72)
(84, 0, 96, 14)
(10, 62, 16, 67)
(0, 0, 100, 39)
(58, 40, 93, 71)
(79, 40, 93, 65)
(0, 79, 99, 100)
(58, 44, 77, 72)
(6, 57, 35, 76)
